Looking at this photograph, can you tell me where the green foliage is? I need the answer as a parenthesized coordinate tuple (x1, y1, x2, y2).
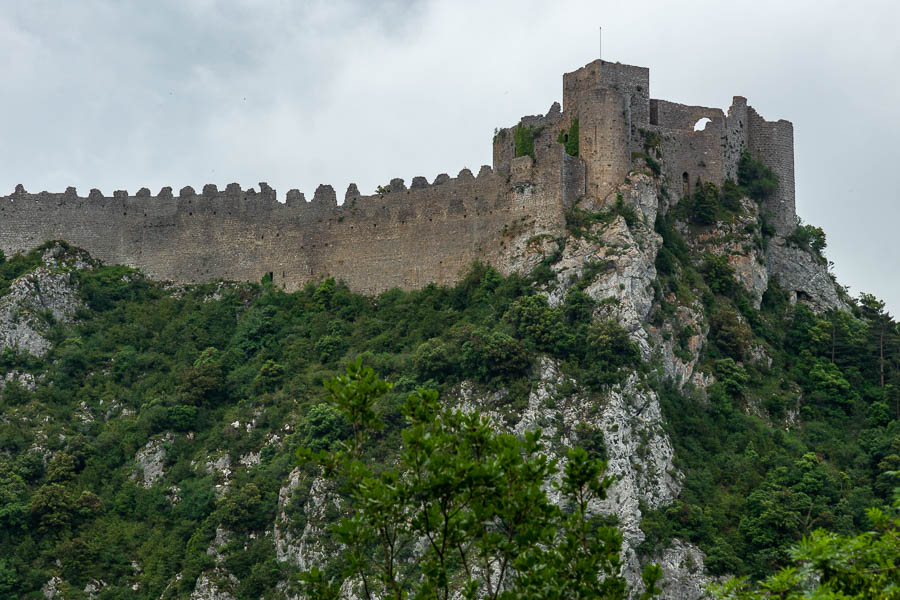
(641, 278, 900, 582)
(299, 366, 648, 600)
(1, 235, 898, 597)
(558, 118, 580, 157)
(721, 179, 743, 211)
(631, 152, 661, 176)
(514, 123, 535, 160)
(614, 193, 638, 227)
(715, 358, 749, 397)
(787, 222, 827, 257)
(75, 265, 156, 311)
(711, 489, 900, 599)
(692, 181, 720, 225)
(565, 195, 638, 240)
(701, 254, 738, 297)
(737, 151, 779, 201)
(0, 246, 43, 298)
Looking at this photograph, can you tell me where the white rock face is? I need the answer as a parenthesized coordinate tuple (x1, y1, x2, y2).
(2, 370, 37, 390)
(41, 576, 65, 599)
(274, 471, 334, 571)
(654, 539, 716, 599)
(190, 572, 238, 600)
(546, 175, 663, 361)
(599, 376, 681, 541)
(0, 243, 89, 358)
(766, 240, 846, 312)
(0, 267, 81, 357)
(132, 433, 173, 488)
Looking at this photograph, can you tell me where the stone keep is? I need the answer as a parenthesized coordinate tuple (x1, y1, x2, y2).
(1, 59, 795, 293)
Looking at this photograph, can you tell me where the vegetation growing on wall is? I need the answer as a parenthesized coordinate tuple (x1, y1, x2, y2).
(737, 151, 779, 201)
(514, 123, 535, 160)
(557, 118, 580, 157)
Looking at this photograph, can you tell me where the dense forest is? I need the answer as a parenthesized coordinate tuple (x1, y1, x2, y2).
(1, 171, 899, 598)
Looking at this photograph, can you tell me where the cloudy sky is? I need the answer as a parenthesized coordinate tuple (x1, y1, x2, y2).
(1, 0, 898, 312)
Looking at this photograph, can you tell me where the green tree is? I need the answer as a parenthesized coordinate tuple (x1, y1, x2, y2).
(29, 483, 76, 534)
(712, 486, 900, 599)
(0, 465, 28, 530)
(692, 181, 720, 225)
(297, 362, 658, 600)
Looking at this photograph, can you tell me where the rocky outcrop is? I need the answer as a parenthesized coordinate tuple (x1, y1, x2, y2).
(190, 572, 238, 600)
(545, 175, 663, 359)
(132, 433, 174, 488)
(274, 472, 335, 571)
(652, 539, 715, 599)
(766, 240, 846, 312)
(0, 270, 80, 357)
(0, 243, 90, 358)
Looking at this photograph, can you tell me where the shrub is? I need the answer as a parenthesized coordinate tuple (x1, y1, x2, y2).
(461, 327, 530, 382)
(413, 337, 458, 380)
(788, 222, 827, 256)
(614, 193, 638, 227)
(504, 295, 571, 354)
(709, 308, 751, 361)
(701, 254, 737, 296)
(714, 358, 749, 397)
(298, 403, 350, 452)
(721, 179, 743, 211)
(692, 181, 720, 225)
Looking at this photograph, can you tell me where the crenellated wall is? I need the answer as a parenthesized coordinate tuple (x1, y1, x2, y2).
(1, 168, 567, 293)
(0, 58, 797, 293)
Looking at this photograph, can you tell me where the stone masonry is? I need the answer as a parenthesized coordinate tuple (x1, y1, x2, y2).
(1, 59, 796, 293)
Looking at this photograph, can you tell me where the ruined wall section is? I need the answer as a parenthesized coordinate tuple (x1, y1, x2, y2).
(646, 100, 728, 198)
(491, 102, 584, 209)
(723, 97, 749, 181)
(746, 107, 796, 236)
(0, 169, 567, 294)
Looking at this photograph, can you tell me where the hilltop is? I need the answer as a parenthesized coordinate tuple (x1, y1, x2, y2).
(0, 59, 897, 600)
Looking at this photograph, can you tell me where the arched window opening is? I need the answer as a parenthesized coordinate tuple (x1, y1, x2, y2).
(693, 117, 712, 131)
(682, 172, 690, 197)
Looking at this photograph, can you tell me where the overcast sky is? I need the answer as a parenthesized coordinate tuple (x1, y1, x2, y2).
(1, 0, 898, 312)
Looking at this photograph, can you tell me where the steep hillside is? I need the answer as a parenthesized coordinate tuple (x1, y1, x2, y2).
(0, 159, 898, 599)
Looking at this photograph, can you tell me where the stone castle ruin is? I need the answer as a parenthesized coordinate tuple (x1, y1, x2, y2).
(1, 59, 795, 294)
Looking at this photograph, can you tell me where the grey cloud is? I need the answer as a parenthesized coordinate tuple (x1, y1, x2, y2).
(0, 0, 897, 312)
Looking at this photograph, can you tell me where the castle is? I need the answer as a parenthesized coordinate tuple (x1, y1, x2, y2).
(0, 59, 795, 294)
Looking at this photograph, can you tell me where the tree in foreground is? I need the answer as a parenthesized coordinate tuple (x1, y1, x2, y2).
(297, 359, 662, 600)
(711, 480, 900, 600)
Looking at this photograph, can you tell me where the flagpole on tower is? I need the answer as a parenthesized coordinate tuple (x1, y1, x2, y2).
(599, 26, 602, 61)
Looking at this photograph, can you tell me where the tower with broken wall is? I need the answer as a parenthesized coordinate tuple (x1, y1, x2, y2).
(494, 59, 796, 235)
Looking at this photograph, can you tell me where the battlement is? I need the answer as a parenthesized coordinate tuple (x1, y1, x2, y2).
(0, 58, 796, 293)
